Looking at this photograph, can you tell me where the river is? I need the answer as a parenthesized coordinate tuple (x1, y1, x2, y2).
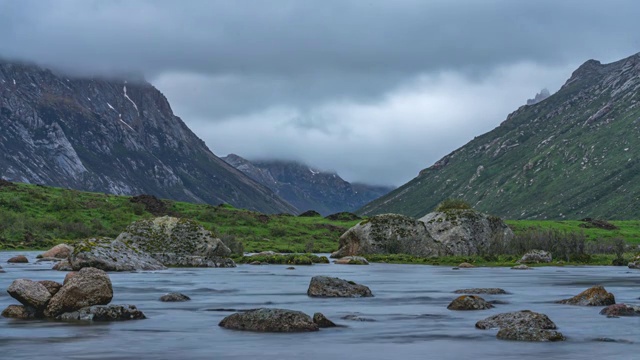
(1, 251, 639, 359)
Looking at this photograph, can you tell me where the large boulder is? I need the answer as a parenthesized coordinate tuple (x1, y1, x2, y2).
(307, 276, 373, 298)
(115, 216, 235, 267)
(332, 210, 514, 258)
(331, 214, 438, 258)
(39, 244, 73, 259)
(476, 310, 557, 330)
(57, 305, 146, 321)
(219, 308, 319, 332)
(556, 286, 615, 306)
(7, 279, 52, 312)
(45, 267, 113, 318)
(447, 295, 494, 310)
(70, 238, 166, 272)
(419, 209, 514, 256)
(518, 250, 552, 264)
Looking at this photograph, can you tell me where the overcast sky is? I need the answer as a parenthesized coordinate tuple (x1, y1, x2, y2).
(1, 0, 639, 186)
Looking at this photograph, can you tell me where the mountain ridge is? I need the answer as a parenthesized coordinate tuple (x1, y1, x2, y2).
(0, 60, 297, 214)
(359, 52, 640, 220)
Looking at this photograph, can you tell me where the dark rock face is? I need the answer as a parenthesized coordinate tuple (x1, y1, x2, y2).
(556, 286, 616, 306)
(7, 255, 28, 263)
(518, 250, 552, 264)
(476, 310, 557, 330)
(1, 304, 38, 319)
(7, 279, 51, 311)
(0, 61, 297, 214)
(359, 53, 640, 220)
(223, 154, 394, 216)
(70, 238, 166, 271)
(45, 267, 113, 318)
(313, 313, 337, 328)
(56, 304, 146, 321)
(496, 326, 565, 342)
(159, 293, 191, 302)
(307, 276, 373, 298)
(447, 295, 494, 310)
(599, 304, 640, 317)
(219, 308, 319, 332)
(454, 288, 508, 295)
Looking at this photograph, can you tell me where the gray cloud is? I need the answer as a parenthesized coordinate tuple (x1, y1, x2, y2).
(1, 0, 639, 185)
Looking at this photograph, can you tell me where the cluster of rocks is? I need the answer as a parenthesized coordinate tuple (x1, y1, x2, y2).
(2, 267, 145, 322)
(476, 310, 565, 342)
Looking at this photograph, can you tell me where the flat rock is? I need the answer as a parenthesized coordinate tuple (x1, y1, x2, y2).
(341, 314, 376, 322)
(45, 267, 113, 318)
(219, 308, 319, 332)
(518, 250, 552, 264)
(476, 310, 557, 330)
(7, 255, 28, 263)
(159, 293, 191, 302)
(447, 295, 494, 310)
(599, 303, 640, 317)
(1, 304, 38, 319)
(7, 279, 52, 311)
(57, 304, 146, 321)
(454, 288, 508, 295)
(313, 312, 337, 328)
(39, 244, 73, 259)
(307, 276, 373, 298)
(511, 264, 532, 270)
(556, 285, 615, 306)
(497, 326, 565, 342)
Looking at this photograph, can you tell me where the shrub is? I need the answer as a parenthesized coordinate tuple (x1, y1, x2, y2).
(435, 198, 471, 212)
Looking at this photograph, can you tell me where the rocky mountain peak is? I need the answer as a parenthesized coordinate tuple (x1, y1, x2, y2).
(526, 88, 550, 105)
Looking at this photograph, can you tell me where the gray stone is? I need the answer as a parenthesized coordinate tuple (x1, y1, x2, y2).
(52, 259, 73, 271)
(7, 255, 28, 263)
(37, 280, 63, 296)
(307, 276, 373, 298)
(333, 256, 369, 265)
(476, 310, 557, 330)
(454, 288, 508, 295)
(39, 244, 73, 259)
(219, 308, 319, 332)
(159, 293, 191, 302)
(45, 267, 113, 318)
(57, 304, 146, 321)
(447, 295, 494, 310)
(556, 286, 615, 306)
(599, 304, 640, 317)
(497, 326, 565, 342)
(7, 279, 52, 311)
(518, 250, 552, 264)
(1, 304, 38, 319)
(313, 313, 337, 328)
(70, 238, 166, 272)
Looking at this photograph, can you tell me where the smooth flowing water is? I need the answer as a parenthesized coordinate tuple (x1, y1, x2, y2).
(1, 251, 639, 359)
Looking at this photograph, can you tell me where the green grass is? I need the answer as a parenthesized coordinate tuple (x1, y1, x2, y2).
(0, 182, 360, 252)
(232, 254, 330, 265)
(364, 253, 631, 266)
(506, 220, 640, 245)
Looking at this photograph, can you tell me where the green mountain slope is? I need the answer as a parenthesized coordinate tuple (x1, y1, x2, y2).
(359, 53, 640, 220)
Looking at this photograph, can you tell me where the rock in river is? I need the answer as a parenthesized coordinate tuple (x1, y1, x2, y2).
(7, 255, 28, 263)
(159, 293, 191, 302)
(313, 312, 337, 328)
(447, 295, 494, 310)
(333, 256, 369, 265)
(518, 250, 552, 264)
(219, 308, 319, 332)
(38, 244, 73, 259)
(599, 304, 640, 317)
(45, 267, 113, 318)
(556, 285, 615, 306)
(57, 304, 146, 321)
(37, 280, 62, 296)
(1, 304, 38, 319)
(7, 279, 52, 311)
(496, 326, 565, 342)
(307, 276, 373, 298)
(454, 288, 507, 295)
(475, 310, 557, 330)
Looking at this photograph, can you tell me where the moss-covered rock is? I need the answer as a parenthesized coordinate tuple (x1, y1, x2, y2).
(115, 216, 235, 268)
(556, 285, 615, 306)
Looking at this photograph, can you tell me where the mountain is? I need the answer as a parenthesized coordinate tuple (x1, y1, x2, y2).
(223, 154, 394, 215)
(360, 53, 640, 220)
(0, 60, 297, 214)
(526, 88, 550, 105)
